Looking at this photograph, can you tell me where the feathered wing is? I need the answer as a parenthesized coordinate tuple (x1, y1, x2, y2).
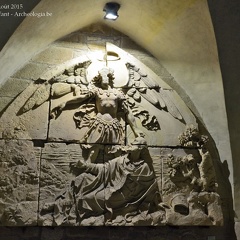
(124, 62, 184, 131)
(21, 82, 51, 113)
(19, 60, 92, 114)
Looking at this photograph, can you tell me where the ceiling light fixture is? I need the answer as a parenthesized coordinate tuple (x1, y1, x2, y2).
(103, 2, 120, 20)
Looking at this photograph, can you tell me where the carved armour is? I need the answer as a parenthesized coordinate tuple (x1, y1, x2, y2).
(81, 112, 124, 145)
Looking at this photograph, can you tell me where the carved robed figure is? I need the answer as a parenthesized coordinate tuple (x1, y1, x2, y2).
(0, 45, 223, 227)
(50, 67, 144, 162)
(43, 137, 162, 226)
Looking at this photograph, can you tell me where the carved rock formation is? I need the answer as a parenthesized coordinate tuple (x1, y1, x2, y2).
(0, 45, 223, 226)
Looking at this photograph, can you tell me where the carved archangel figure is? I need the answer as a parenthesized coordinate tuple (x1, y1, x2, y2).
(50, 66, 146, 162)
(19, 49, 184, 162)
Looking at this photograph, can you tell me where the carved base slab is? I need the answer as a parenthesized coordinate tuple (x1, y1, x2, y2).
(0, 140, 223, 226)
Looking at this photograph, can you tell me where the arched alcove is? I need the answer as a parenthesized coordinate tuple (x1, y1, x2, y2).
(0, 26, 235, 238)
(0, 1, 233, 196)
(0, 0, 234, 195)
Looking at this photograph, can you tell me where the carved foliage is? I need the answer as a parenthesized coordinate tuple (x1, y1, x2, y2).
(160, 126, 222, 225)
(0, 46, 223, 227)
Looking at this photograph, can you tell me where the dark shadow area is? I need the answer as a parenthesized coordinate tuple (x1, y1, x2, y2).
(0, 225, 236, 240)
(0, 0, 40, 50)
(0, 1, 239, 238)
(198, 118, 237, 240)
(208, 0, 240, 224)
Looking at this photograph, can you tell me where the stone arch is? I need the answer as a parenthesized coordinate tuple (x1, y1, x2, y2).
(0, 26, 232, 229)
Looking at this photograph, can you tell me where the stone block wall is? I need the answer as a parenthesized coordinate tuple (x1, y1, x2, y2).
(0, 24, 236, 239)
(0, 225, 236, 240)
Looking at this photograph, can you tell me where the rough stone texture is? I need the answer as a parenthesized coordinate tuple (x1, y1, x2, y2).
(126, 89, 196, 146)
(45, 44, 196, 147)
(0, 25, 234, 238)
(149, 148, 162, 193)
(0, 226, 236, 240)
(73, 49, 90, 59)
(0, 225, 236, 240)
(0, 78, 31, 98)
(121, 37, 151, 56)
(32, 46, 74, 65)
(0, 140, 40, 226)
(38, 143, 86, 226)
(0, 3, 233, 213)
(55, 33, 89, 50)
(102, 145, 165, 227)
(0, 83, 49, 140)
(48, 91, 125, 143)
(87, 35, 121, 50)
(13, 62, 51, 81)
(36, 142, 222, 227)
(38, 142, 163, 226)
(0, 97, 14, 116)
(0, 41, 224, 227)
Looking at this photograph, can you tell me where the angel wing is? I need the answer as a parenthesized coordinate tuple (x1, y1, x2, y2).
(19, 60, 92, 114)
(124, 62, 184, 130)
(20, 81, 51, 114)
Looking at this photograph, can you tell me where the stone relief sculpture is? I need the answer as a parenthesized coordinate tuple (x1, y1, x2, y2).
(162, 125, 223, 225)
(40, 137, 166, 226)
(0, 43, 223, 226)
(50, 66, 145, 162)
(0, 140, 40, 226)
(18, 48, 185, 162)
(178, 125, 218, 192)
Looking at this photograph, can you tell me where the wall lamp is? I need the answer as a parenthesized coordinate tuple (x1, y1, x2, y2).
(103, 2, 120, 20)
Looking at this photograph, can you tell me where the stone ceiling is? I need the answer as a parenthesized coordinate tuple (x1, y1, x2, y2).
(0, 0, 216, 86)
(0, 0, 230, 174)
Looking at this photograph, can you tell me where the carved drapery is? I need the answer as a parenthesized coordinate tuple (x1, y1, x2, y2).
(0, 43, 223, 226)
